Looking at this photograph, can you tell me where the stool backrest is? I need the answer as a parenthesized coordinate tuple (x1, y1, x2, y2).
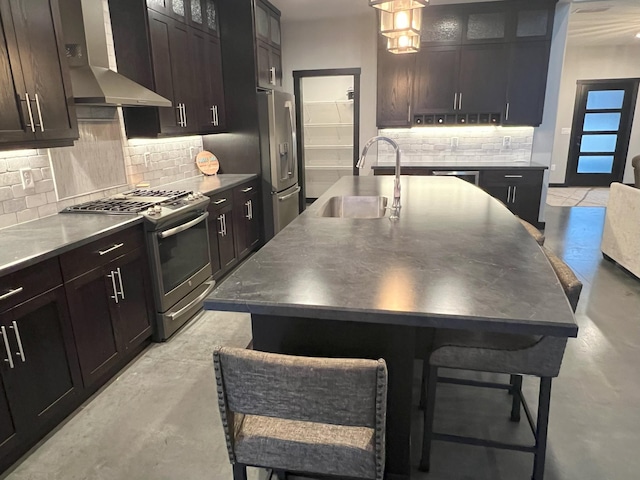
(542, 246, 583, 313)
(213, 346, 387, 428)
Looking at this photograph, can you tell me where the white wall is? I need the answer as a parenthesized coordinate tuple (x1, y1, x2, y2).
(281, 14, 378, 156)
(549, 43, 640, 184)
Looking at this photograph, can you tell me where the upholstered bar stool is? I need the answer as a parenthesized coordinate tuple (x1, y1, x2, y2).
(420, 248, 582, 480)
(519, 218, 545, 246)
(213, 346, 388, 480)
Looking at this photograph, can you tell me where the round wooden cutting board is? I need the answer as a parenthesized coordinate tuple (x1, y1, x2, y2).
(196, 150, 220, 175)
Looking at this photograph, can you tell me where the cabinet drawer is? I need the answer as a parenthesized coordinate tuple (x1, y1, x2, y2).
(234, 180, 259, 198)
(60, 226, 145, 281)
(0, 258, 62, 312)
(480, 170, 542, 187)
(209, 189, 233, 210)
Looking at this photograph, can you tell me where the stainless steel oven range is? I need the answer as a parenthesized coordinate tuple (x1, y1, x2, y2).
(62, 189, 214, 341)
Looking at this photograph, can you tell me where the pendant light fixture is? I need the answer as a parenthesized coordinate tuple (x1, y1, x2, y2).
(387, 34, 420, 54)
(380, 7, 422, 39)
(369, 0, 428, 13)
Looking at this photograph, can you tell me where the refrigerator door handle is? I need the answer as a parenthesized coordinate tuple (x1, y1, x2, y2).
(278, 186, 301, 202)
(284, 100, 297, 178)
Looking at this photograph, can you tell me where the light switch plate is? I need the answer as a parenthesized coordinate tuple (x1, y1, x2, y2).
(19, 168, 34, 189)
(451, 137, 458, 149)
(503, 136, 511, 148)
(561, 128, 571, 135)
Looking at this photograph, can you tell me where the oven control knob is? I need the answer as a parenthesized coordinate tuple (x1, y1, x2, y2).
(146, 208, 156, 216)
(187, 194, 195, 201)
(154, 205, 162, 213)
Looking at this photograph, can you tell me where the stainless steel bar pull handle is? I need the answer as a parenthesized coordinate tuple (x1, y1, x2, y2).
(159, 212, 209, 239)
(107, 271, 119, 304)
(177, 105, 183, 126)
(507, 186, 512, 203)
(214, 105, 219, 126)
(210, 106, 216, 125)
(458, 92, 463, 110)
(249, 200, 253, 220)
(24, 93, 36, 132)
(116, 267, 125, 300)
(454, 93, 458, 110)
(512, 186, 517, 203)
(504, 175, 523, 178)
(213, 198, 226, 205)
(505, 102, 510, 121)
(10, 321, 25, 362)
(241, 187, 253, 193)
(99, 243, 124, 256)
(218, 215, 224, 236)
(0, 287, 23, 301)
(34, 94, 44, 132)
(1, 327, 14, 369)
(270, 67, 276, 85)
(182, 104, 187, 127)
(223, 214, 227, 236)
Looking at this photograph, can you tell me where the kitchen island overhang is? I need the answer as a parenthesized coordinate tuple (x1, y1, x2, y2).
(204, 175, 578, 480)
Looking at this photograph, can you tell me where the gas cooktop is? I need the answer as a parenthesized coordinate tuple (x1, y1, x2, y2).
(60, 188, 209, 222)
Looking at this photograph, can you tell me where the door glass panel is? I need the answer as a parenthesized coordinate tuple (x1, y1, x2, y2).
(422, 13, 461, 42)
(256, 5, 269, 38)
(270, 16, 281, 45)
(516, 10, 548, 37)
(172, 0, 185, 16)
(206, 0, 218, 32)
(580, 134, 618, 153)
(577, 156, 614, 174)
(466, 13, 505, 40)
(586, 90, 624, 110)
(191, 0, 202, 23)
(583, 113, 621, 132)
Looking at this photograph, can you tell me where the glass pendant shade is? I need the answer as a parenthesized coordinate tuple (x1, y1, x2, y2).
(370, 0, 428, 13)
(380, 8, 422, 38)
(387, 34, 420, 54)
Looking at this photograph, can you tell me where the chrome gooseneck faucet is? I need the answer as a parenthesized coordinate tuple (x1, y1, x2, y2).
(357, 136, 402, 219)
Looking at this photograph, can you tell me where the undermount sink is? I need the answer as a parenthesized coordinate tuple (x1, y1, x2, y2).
(318, 196, 389, 218)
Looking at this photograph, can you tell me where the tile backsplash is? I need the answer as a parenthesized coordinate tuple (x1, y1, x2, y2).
(377, 127, 534, 165)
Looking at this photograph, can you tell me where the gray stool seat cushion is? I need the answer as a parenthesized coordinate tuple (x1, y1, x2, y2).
(430, 329, 567, 378)
(519, 218, 545, 246)
(235, 414, 376, 478)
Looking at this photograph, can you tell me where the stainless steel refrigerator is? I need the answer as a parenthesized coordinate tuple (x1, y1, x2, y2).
(258, 90, 300, 241)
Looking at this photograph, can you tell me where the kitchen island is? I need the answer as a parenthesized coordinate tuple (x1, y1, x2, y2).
(204, 175, 577, 479)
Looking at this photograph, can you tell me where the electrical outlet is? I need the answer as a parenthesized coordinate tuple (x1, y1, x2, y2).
(503, 136, 511, 148)
(143, 152, 150, 167)
(451, 137, 459, 149)
(551, 164, 556, 171)
(19, 168, 34, 189)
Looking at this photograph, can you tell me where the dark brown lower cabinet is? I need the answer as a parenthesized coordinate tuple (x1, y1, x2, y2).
(65, 247, 153, 387)
(234, 181, 260, 259)
(0, 285, 82, 468)
(479, 169, 544, 226)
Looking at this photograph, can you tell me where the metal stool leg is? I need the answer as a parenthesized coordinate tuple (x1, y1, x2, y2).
(233, 463, 248, 480)
(510, 374, 523, 422)
(419, 365, 438, 472)
(419, 360, 428, 410)
(532, 377, 552, 480)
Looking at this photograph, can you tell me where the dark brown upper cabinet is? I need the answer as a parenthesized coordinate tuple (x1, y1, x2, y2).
(110, 0, 226, 138)
(377, 0, 556, 127)
(0, 0, 78, 149)
(377, 48, 415, 128)
(255, 0, 282, 89)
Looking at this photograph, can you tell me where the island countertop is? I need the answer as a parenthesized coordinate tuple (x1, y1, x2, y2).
(205, 176, 577, 338)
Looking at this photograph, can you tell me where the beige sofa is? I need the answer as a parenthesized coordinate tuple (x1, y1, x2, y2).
(601, 183, 640, 278)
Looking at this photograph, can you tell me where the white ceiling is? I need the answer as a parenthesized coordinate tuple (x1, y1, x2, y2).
(270, 0, 640, 47)
(568, 0, 640, 46)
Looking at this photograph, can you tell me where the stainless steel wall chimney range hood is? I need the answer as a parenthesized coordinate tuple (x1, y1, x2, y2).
(59, 0, 171, 107)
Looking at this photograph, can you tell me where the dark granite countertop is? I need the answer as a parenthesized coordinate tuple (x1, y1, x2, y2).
(372, 161, 548, 171)
(205, 176, 577, 337)
(0, 174, 256, 276)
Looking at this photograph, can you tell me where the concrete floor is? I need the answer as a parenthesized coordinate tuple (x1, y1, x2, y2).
(2, 206, 640, 480)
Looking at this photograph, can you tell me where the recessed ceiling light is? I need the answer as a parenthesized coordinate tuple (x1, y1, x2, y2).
(636, 33, 640, 39)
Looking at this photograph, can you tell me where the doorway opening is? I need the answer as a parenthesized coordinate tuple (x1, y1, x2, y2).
(566, 79, 638, 186)
(293, 68, 361, 211)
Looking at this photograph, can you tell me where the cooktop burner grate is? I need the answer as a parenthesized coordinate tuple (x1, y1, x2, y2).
(63, 199, 158, 214)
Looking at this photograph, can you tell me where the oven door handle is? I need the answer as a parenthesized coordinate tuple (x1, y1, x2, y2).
(167, 281, 216, 320)
(158, 212, 209, 239)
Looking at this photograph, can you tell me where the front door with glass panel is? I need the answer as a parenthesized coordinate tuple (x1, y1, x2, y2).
(566, 80, 638, 186)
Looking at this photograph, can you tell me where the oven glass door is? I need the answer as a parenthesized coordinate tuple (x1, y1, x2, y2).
(157, 212, 210, 295)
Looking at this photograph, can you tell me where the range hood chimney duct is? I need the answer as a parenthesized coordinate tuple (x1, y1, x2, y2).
(59, 0, 172, 108)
